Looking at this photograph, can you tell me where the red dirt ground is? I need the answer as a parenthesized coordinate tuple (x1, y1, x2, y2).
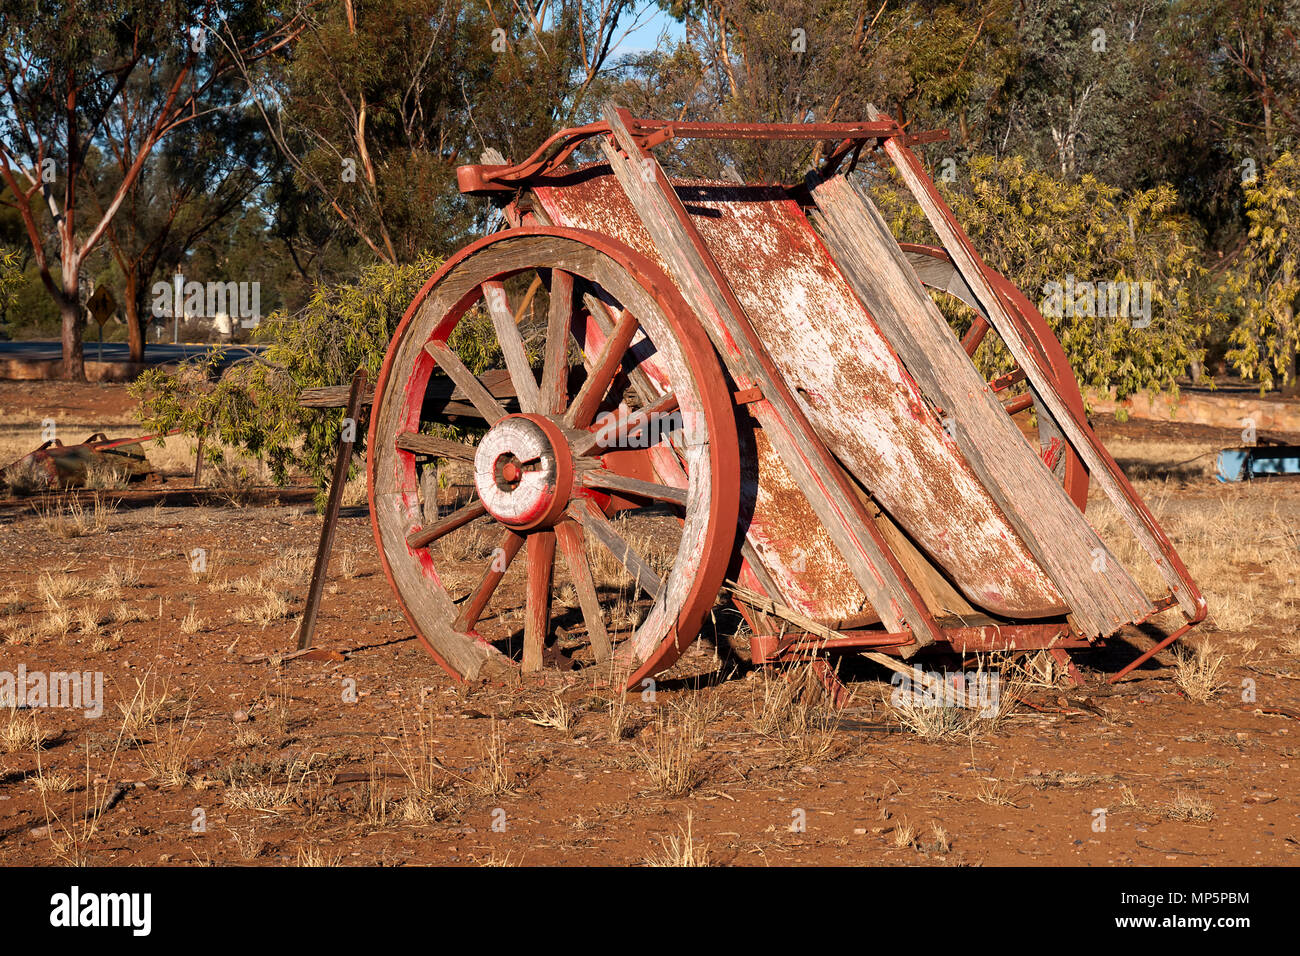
(0, 382, 1296, 866)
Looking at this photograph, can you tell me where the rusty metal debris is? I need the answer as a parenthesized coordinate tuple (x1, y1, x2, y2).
(1, 431, 162, 491)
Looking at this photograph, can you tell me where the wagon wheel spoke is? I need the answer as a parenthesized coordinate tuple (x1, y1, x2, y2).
(395, 431, 477, 460)
(540, 269, 575, 415)
(564, 308, 640, 428)
(523, 529, 557, 672)
(482, 279, 541, 414)
(455, 529, 524, 632)
(407, 499, 487, 550)
(1000, 391, 1035, 415)
(961, 316, 990, 357)
(555, 519, 611, 661)
(575, 390, 679, 457)
(424, 340, 508, 423)
(581, 469, 688, 506)
(568, 499, 662, 601)
(577, 280, 664, 410)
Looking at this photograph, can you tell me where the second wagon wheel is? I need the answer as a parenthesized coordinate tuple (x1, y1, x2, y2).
(368, 227, 739, 688)
(902, 243, 1090, 510)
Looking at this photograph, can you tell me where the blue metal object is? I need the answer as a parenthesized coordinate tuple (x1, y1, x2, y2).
(1216, 444, 1300, 482)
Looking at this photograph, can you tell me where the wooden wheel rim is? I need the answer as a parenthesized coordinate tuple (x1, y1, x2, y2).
(368, 227, 739, 686)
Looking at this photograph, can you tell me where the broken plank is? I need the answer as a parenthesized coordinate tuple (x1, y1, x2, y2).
(808, 171, 1152, 637)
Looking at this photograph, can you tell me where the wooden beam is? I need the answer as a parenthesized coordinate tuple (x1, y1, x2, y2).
(599, 100, 939, 647)
(808, 171, 1152, 637)
(868, 104, 1201, 622)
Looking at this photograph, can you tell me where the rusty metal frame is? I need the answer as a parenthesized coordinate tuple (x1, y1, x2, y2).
(457, 116, 947, 194)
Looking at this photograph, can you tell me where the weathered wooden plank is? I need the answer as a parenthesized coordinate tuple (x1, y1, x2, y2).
(555, 519, 612, 661)
(406, 499, 487, 550)
(523, 530, 556, 671)
(565, 309, 640, 427)
(599, 100, 939, 646)
(299, 384, 376, 408)
(808, 171, 1152, 636)
(868, 103, 1199, 622)
(482, 279, 541, 413)
(395, 431, 477, 460)
(569, 497, 663, 601)
(581, 469, 689, 505)
(296, 368, 368, 651)
(454, 529, 524, 632)
(424, 341, 508, 423)
(540, 269, 574, 415)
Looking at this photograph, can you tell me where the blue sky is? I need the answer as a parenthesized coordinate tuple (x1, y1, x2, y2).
(610, 3, 686, 56)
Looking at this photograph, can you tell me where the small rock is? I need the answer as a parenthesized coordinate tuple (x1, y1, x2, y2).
(29, 826, 49, 839)
(233, 710, 249, 723)
(853, 827, 867, 835)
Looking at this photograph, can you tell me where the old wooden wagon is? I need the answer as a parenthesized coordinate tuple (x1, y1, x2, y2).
(365, 102, 1205, 696)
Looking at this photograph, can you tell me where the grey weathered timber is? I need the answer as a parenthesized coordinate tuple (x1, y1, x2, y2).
(599, 100, 938, 646)
(481, 279, 541, 413)
(296, 368, 368, 651)
(867, 103, 1198, 620)
(808, 171, 1152, 636)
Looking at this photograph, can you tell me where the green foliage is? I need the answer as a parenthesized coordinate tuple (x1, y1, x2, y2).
(873, 154, 1211, 398)
(131, 253, 448, 506)
(1221, 152, 1300, 390)
(0, 248, 23, 313)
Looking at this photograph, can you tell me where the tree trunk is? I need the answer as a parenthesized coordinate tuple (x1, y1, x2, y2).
(60, 297, 85, 380)
(125, 271, 145, 363)
(60, 261, 85, 381)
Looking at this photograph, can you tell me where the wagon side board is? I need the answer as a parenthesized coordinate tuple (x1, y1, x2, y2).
(867, 105, 1204, 624)
(808, 171, 1154, 637)
(599, 102, 942, 648)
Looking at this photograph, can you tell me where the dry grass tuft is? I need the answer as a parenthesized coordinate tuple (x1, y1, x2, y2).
(2, 707, 47, 752)
(476, 717, 513, 797)
(524, 694, 575, 735)
(645, 810, 709, 867)
(1173, 642, 1226, 702)
(635, 710, 704, 796)
(34, 495, 114, 537)
(748, 663, 840, 763)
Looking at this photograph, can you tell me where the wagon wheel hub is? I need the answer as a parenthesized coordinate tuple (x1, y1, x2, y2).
(474, 413, 574, 531)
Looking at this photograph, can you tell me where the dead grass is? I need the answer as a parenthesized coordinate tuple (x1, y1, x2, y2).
(476, 717, 513, 797)
(33, 494, 115, 537)
(142, 707, 201, 789)
(747, 663, 841, 763)
(179, 606, 205, 635)
(232, 591, 291, 627)
(635, 710, 704, 796)
(1165, 790, 1216, 822)
(975, 779, 1025, 807)
(1173, 642, 1226, 702)
(892, 818, 916, 849)
(2, 707, 47, 752)
(384, 709, 460, 823)
(887, 659, 1020, 741)
(524, 694, 575, 735)
(645, 810, 709, 867)
(116, 670, 174, 742)
(296, 840, 343, 867)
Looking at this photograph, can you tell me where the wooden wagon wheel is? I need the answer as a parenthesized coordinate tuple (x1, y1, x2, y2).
(368, 227, 739, 689)
(902, 244, 1090, 510)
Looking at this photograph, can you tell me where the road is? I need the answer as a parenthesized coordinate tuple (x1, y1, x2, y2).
(0, 340, 265, 370)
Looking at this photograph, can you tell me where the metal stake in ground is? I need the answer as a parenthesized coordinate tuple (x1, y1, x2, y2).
(296, 368, 367, 651)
